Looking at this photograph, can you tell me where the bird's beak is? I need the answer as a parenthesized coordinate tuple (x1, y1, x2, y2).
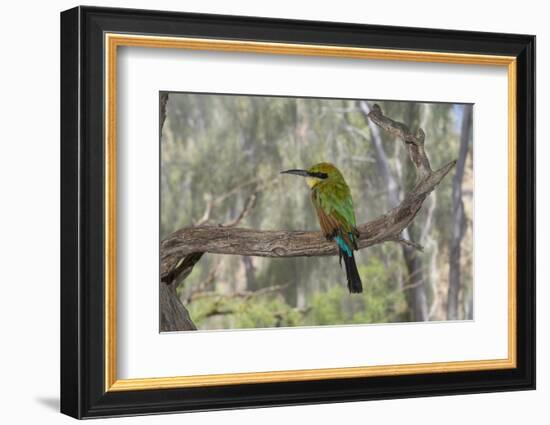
(280, 169, 310, 177)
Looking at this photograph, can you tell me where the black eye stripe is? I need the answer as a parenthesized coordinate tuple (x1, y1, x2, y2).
(308, 172, 328, 179)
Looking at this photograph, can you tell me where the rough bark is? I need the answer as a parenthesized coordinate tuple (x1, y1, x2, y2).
(160, 103, 456, 331)
(160, 280, 197, 331)
(447, 105, 472, 320)
(160, 92, 169, 131)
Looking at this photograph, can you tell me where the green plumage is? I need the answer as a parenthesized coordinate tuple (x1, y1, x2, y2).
(281, 162, 363, 293)
(312, 173, 357, 232)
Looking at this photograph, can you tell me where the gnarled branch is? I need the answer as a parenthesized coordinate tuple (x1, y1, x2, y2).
(160, 103, 456, 331)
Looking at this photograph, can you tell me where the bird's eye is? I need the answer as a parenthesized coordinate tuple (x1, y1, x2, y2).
(312, 172, 328, 179)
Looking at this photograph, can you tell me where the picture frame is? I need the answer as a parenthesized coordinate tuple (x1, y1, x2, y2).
(60, 5, 535, 419)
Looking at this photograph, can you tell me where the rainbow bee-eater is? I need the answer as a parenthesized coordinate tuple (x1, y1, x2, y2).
(281, 163, 363, 293)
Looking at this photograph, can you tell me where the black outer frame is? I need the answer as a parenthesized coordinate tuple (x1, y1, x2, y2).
(60, 5, 535, 419)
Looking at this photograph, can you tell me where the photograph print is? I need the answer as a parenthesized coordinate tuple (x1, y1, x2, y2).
(159, 92, 473, 332)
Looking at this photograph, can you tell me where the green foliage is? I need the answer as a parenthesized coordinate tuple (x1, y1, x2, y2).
(190, 295, 303, 330)
(308, 285, 347, 325)
(306, 255, 406, 326)
(188, 255, 407, 330)
(234, 297, 303, 329)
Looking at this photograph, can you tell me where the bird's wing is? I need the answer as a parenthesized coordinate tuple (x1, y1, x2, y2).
(312, 186, 358, 245)
(315, 184, 356, 227)
(313, 200, 341, 239)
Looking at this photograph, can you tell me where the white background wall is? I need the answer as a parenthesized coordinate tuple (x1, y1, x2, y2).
(0, 0, 544, 423)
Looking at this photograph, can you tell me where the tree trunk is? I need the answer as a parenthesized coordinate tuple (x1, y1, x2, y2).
(242, 256, 257, 291)
(160, 280, 197, 331)
(447, 105, 472, 320)
(402, 232, 429, 321)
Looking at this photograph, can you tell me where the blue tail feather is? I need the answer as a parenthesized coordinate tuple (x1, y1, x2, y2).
(334, 234, 353, 257)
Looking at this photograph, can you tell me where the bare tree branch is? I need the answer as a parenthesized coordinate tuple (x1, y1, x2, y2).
(364, 103, 432, 183)
(190, 283, 289, 302)
(223, 192, 258, 228)
(201, 288, 309, 321)
(194, 177, 275, 227)
(392, 236, 424, 252)
(194, 178, 261, 226)
(183, 260, 223, 304)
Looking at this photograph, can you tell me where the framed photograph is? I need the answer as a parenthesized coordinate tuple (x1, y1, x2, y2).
(60, 6, 535, 419)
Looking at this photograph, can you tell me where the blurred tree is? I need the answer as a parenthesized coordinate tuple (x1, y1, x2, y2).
(448, 105, 473, 320)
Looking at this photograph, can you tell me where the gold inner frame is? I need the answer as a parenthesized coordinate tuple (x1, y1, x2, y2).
(104, 33, 517, 392)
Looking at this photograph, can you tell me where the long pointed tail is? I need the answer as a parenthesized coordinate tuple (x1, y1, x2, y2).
(341, 249, 363, 293)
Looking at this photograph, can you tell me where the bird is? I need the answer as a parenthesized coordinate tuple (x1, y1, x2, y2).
(281, 162, 363, 293)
